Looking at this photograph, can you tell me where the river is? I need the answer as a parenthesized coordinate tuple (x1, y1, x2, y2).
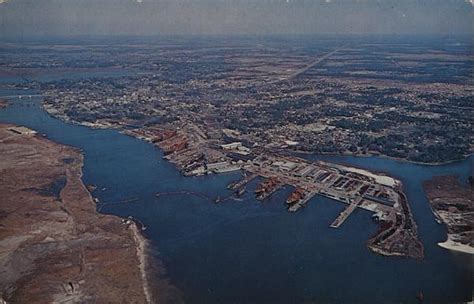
(0, 88, 472, 303)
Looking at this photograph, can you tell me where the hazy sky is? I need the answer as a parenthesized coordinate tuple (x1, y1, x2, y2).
(1, 0, 473, 38)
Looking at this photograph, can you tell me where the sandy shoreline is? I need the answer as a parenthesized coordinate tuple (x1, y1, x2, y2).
(130, 223, 153, 304)
(438, 238, 474, 255)
(423, 175, 473, 257)
(78, 158, 154, 302)
(77, 153, 154, 302)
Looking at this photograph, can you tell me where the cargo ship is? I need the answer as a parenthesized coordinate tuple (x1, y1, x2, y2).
(286, 188, 305, 205)
(235, 187, 246, 197)
(255, 178, 281, 201)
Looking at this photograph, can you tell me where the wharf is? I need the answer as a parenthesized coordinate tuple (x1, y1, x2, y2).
(330, 197, 363, 228)
(228, 173, 258, 190)
(288, 190, 318, 212)
(256, 183, 283, 201)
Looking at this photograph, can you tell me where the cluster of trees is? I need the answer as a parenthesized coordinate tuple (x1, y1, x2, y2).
(410, 145, 467, 163)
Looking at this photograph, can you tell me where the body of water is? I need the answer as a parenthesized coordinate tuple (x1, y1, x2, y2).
(0, 89, 472, 303)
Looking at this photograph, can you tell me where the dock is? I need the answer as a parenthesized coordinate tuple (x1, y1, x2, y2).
(288, 190, 318, 212)
(329, 197, 362, 228)
(256, 183, 283, 201)
(228, 173, 257, 190)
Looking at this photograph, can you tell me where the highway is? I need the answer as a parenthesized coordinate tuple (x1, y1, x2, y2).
(287, 45, 347, 80)
(265, 44, 347, 85)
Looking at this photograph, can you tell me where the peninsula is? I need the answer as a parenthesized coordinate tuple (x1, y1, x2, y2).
(0, 124, 180, 303)
(130, 124, 424, 259)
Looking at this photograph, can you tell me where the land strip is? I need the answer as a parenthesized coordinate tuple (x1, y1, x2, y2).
(0, 124, 181, 303)
(423, 175, 474, 254)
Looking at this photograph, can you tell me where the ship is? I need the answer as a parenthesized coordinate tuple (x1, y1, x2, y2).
(288, 203, 304, 212)
(235, 187, 246, 197)
(227, 181, 238, 189)
(255, 178, 278, 194)
(286, 188, 305, 205)
(255, 178, 281, 201)
(213, 165, 241, 173)
(86, 184, 97, 192)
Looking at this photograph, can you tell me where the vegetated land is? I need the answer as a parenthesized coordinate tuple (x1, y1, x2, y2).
(0, 124, 181, 303)
(1, 37, 468, 164)
(423, 175, 474, 254)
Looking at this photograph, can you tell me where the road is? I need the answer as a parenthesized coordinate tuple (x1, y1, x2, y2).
(287, 45, 347, 80)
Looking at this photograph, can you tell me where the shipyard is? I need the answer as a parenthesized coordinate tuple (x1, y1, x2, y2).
(123, 123, 424, 259)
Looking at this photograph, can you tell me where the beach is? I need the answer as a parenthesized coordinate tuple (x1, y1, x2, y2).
(438, 238, 474, 255)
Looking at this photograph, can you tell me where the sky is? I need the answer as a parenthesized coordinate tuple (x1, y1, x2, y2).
(0, 0, 473, 38)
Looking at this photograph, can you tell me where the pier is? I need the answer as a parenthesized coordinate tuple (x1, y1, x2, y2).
(256, 182, 284, 201)
(329, 197, 362, 228)
(228, 173, 257, 191)
(288, 189, 318, 212)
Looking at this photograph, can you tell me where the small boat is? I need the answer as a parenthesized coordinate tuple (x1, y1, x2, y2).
(235, 187, 245, 197)
(227, 181, 237, 189)
(86, 184, 97, 192)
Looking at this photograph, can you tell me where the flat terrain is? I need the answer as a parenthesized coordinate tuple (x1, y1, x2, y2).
(0, 124, 179, 303)
(2, 37, 467, 164)
(423, 175, 473, 254)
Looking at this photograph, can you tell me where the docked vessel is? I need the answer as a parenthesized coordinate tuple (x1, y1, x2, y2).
(235, 187, 246, 197)
(255, 178, 281, 201)
(286, 188, 305, 205)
